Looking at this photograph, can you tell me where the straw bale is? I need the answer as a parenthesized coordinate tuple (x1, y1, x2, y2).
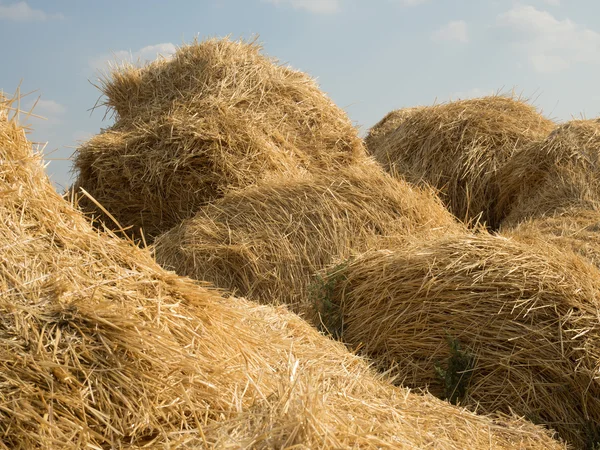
(498, 120, 600, 269)
(498, 119, 600, 227)
(0, 96, 564, 448)
(502, 207, 600, 270)
(364, 106, 422, 154)
(368, 96, 554, 228)
(153, 163, 462, 317)
(73, 38, 367, 241)
(315, 232, 600, 448)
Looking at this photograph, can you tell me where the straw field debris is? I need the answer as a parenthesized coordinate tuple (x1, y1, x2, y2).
(0, 95, 565, 449)
(314, 232, 600, 448)
(153, 163, 462, 317)
(366, 96, 554, 229)
(498, 118, 600, 227)
(73, 37, 368, 241)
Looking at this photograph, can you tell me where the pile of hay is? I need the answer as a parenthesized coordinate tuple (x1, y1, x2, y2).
(364, 106, 422, 154)
(153, 162, 462, 317)
(497, 119, 600, 268)
(73, 37, 367, 241)
(498, 119, 600, 227)
(314, 232, 600, 448)
(502, 207, 600, 269)
(366, 96, 554, 228)
(1, 97, 564, 448)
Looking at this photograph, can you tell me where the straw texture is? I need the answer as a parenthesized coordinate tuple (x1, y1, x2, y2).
(1, 95, 564, 449)
(498, 118, 600, 227)
(367, 96, 554, 228)
(503, 207, 600, 269)
(153, 162, 462, 317)
(73, 38, 367, 241)
(315, 232, 600, 448)
(364, 106, 422, 156)
(498, 119, 600, 269)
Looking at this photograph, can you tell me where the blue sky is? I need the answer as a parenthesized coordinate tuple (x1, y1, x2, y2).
(2, 0, 599, 190)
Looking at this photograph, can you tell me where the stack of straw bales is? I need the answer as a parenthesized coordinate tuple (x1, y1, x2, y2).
(314, 232, 600, 448)
(498, 119, 600, 267)
(154, 162, 461, 317)
(0, 95, 564, 449)
(73, 38, 367, 241)
(366, 96, 554, 228)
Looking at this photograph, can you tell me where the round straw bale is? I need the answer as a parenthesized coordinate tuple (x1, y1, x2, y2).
(502, 207, 600, 269)
(314, 232, 600, 447)
(498, 119, 600, 227)
(364, 106, 423, 154)
(73, 38, 367, 241)
(0, 96, 563, 449)
(153, 163, 462, 317)
(368, 96, 554, 229)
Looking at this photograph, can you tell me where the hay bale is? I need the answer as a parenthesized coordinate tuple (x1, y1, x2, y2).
(502, 208, 600, 269)
(73, 38, 367, 241)
(498, 119, 600, 227)
(1, 95, 565, 449)
(314, 232, 600, 448)
(364, 106, 422, 154)
(153, 163, 462, 317)
(498, 120, 600, 272)
(368, 96, 554, 228)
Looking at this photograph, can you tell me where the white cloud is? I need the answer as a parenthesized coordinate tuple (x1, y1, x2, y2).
(0, 2, 64, 21)
(498, 5, 600, 73)
(89, 42, 177, 72)
(431, 20, 469, 43)
(263, 0, 340, 14)
(25, 98, 66, 116)
(33, 99, 67, 116)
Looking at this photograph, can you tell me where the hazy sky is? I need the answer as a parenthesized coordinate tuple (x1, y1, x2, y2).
(2, 0, 600, 190)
